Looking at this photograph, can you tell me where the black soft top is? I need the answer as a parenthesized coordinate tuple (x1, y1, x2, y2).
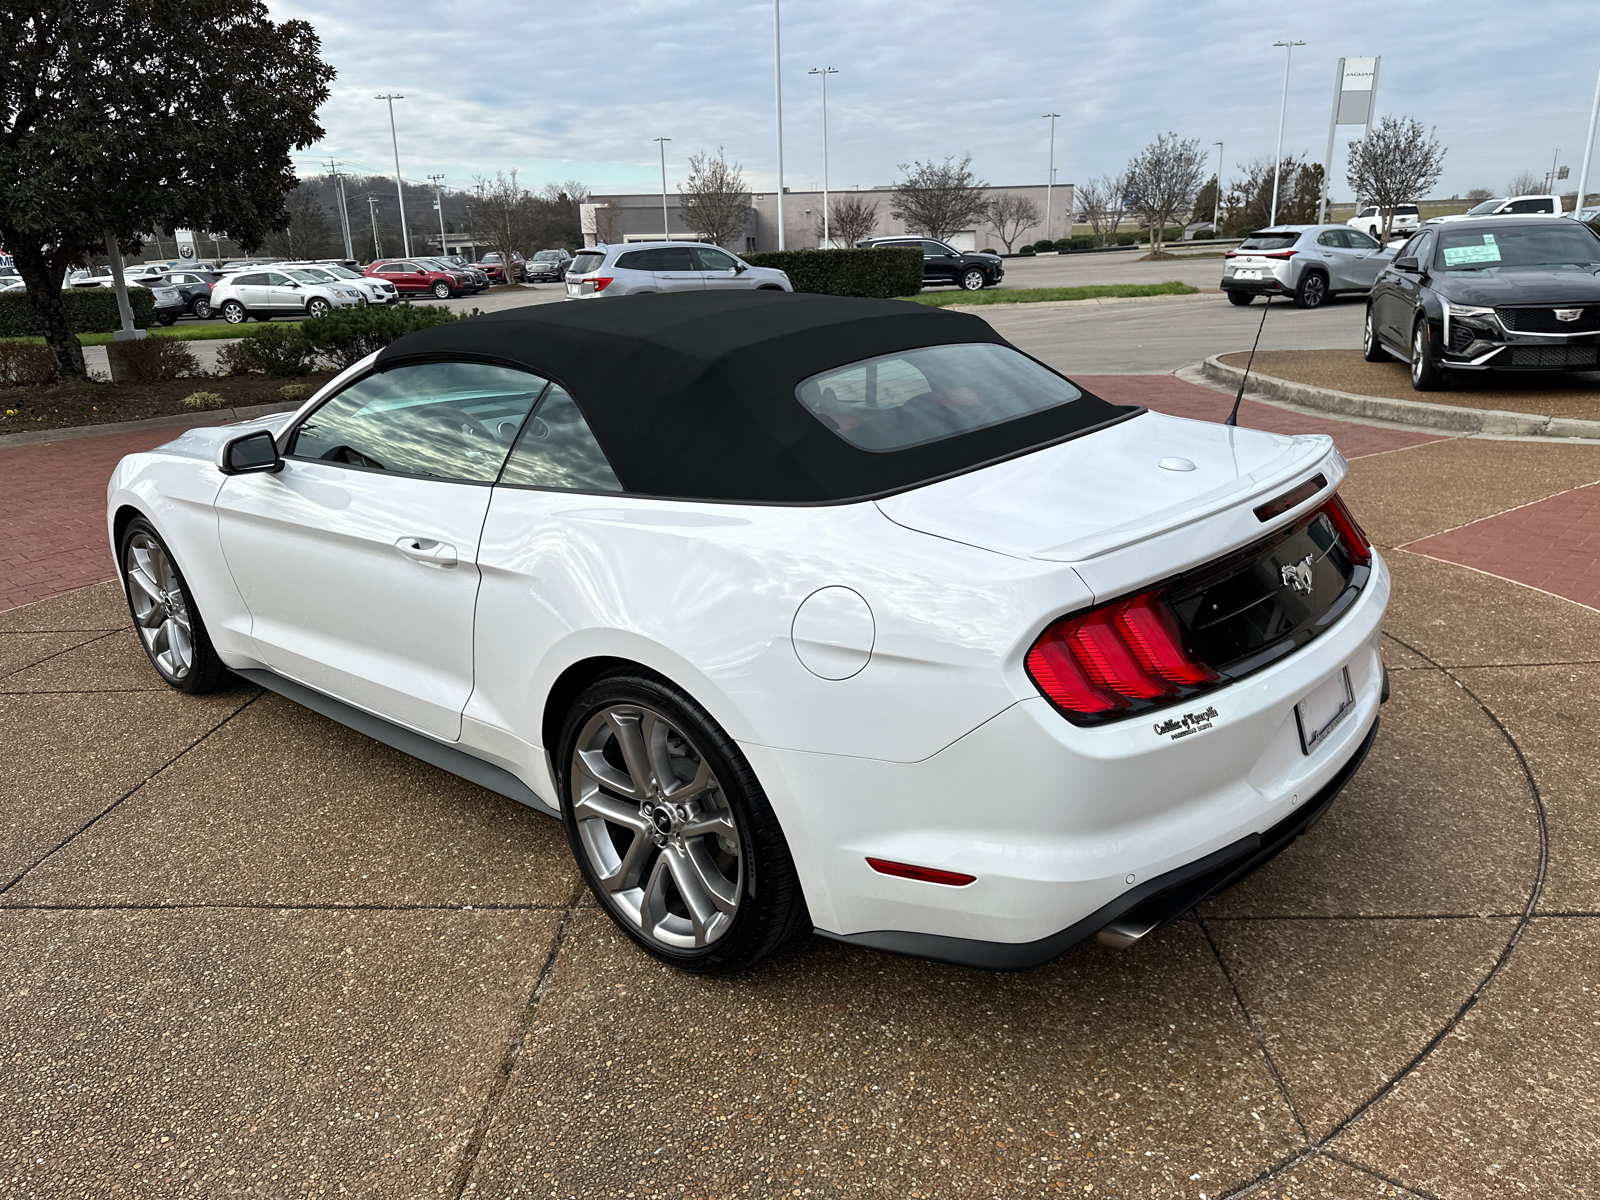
(376, 290, 1131, 504)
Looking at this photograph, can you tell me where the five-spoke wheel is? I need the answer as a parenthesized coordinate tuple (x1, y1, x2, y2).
(119, 518, 228, 693)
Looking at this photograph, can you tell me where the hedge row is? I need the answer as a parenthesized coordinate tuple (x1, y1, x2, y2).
(0, 287, 155, 337)
(742, 247, 922, 298)
(218, 303, 463, 377)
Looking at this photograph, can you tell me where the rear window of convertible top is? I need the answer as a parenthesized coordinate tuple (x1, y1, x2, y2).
(795, 342, 1084, 453)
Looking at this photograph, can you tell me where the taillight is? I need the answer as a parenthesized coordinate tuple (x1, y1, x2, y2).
(1263, 250, 1298, 260)
(1026, 589, 1216, 721)
(1224, 250, 1238, 258)
(591, 276, 614, 292)
(1324, 494, 1371, 566)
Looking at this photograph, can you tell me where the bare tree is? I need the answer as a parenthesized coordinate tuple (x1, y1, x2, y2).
(985, 193, 1041, 253)
(678, 146, 751, 247)
(816, 193, 879, 246)
(890, 154, 989, 239)
(1345, 116, 1446, 238)
(1465, 187, 1494, 204)
(473, 170, 538, 272)
(1504, 169, 1544, 197)
(1124, 133, 1206, 257)
(261, 183, 336, 259)
(590, 202, 621, 246)
(1076, 173, 1129, 248)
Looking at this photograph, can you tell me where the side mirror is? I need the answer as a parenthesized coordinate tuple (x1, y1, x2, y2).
(734, 262, 748, 274)
(416, 268, 427, 275)
(1393, 256, 1419, 272)
(219, 429, 282, 476)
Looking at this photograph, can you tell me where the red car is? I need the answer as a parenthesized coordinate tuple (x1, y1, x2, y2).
(364, 258, 468, 299)
(477, 251, 525, 283)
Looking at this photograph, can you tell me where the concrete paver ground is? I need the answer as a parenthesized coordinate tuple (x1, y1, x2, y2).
(2, 321, 1599, 1192)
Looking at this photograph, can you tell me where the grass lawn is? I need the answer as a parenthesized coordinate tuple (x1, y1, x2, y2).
(1, 323, 250, 347)
(902, 282, 1199, 307)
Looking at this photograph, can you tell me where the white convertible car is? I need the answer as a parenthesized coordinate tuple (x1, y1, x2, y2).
(107, 292, 1390, 972)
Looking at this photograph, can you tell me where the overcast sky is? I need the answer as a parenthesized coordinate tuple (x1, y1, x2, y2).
(269, 0, 1600, 201)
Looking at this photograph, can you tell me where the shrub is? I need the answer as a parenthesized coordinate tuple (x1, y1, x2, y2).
(181, 390, 224, 409)
(300, 303, 461, 370)
(105, 336, 201, 382)
(1116, 233, 1139, 246)
(278, 382, 312, 401)
(1031, 239, 1056, 252)
(1018, 245, 1036, 256)
(0, 287, 155, 337)
(980, 247, 997, 255)
(216, 324, 318, 377)
(0, 340, 57, 386)
(1052, 238, 1076, 253)
(741, 248, 922, 298)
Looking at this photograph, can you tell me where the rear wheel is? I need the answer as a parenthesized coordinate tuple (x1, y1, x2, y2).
(192, 297, 211, 319)
(959, 267, 986, 291)
(1294, 270, 1328, 309)
(558, 671, 807, 974)
(119, 518, 230, 694)
(157, 313, 178, 326)
(220, 300, 248, 324)
(1410, 316, 1443, 390)
(1362, 303, 1387, 362)
(1226, 290, 1255, 306)
(431, 280, 452, 299)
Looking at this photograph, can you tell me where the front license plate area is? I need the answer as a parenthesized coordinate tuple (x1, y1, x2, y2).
(1295, 666, 1354, 755)
(1235, 268, 1263, 280)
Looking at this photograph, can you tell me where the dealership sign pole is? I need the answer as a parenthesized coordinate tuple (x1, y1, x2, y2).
(1575, 61, 1600, 222)
(1317, 56, 1380, 224)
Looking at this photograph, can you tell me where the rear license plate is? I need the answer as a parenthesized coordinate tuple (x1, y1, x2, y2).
(1295, 666, 1354, 755)
(1234, 268, 1263, 280)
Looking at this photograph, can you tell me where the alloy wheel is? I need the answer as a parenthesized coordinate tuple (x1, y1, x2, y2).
(569, 703, 743, 950)
(961, 268, 985, 291)
(1364, 309, 1373, 353)
(1412, 324, 1425, 384)
(222, 302, 246, 324)
(124, 532, 194, 680)
(193, 299, 211, 319)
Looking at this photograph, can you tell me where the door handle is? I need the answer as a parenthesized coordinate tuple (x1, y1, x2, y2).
(395, 536, 458, 567)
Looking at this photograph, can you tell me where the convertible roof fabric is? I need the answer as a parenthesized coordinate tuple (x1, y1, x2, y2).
(376, 290, 1131, 503)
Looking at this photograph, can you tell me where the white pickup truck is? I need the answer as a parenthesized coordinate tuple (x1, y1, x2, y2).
(1426, 194, 1566, 225)
(1347, 203, 1420, 238)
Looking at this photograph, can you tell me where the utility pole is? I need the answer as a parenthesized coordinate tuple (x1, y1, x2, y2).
(1269, 39, 1305, 226)
(328, 158, 355, 260)
(376, 94, 411, 255)
(773, 0, 786, 249)
(1546, 148, 1561, 195)
(428, 173, 448, 257)
(1042, 112, 1060, 243)
(809, 68, 839, 246)
(365, 195, 383, 260)
(1213, 141, 1224, 234)
(654, 137, 672, 238)
(1575, 60, 1600, 220)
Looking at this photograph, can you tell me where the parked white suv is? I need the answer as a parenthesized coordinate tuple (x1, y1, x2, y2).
(210, 268, 365, 323)
(1347, 204, 1420, 239)
(1427, 194, 1566, 225)
(565, 242, 791, 298)
(280, 262, 399, 306)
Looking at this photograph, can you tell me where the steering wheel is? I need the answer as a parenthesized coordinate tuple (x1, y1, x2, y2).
(411, 404, 496, 444)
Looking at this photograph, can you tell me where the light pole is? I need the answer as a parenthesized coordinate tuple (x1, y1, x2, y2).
(1269, 40, 1305, 226)
(328, 158, 354, 260)
(773, 0, 786, 249)
(809, 67, 838, 245)
(428, 173, 447, 257)
(654, 137, 672, 239)
(1575, 60, 1600, 220)
(1212, 141, 1224, 235)
(376, 94, 411, 256)
(1042, 112, 1060, 243)
(365, 195, 383, 260)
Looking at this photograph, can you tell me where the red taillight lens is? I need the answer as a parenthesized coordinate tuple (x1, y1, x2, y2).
(1324, 494, 1371, 566)
(1224, 250, 1238, 258)
(1026, 589, 1215, 721)
(1263, 250, 1298, 260)
(591, 276, 614, 292)
(867, 858, 976, 887)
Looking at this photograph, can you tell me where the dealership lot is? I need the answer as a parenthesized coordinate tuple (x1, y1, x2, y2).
(3, 313, 1598, 1193)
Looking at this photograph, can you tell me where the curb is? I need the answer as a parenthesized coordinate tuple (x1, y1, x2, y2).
(1200, 355, 1600, 440)
(945, 291, 1211, 314)
(0, 401, 300, 451)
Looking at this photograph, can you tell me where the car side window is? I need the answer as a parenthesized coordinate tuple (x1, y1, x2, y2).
(1316, 230, 1344, 247)
(694, 247, 738, 271)
(233, 273, 265, 286)
(287, 362, 549, 484)
(266, 272, 291, 286)
(1346, 229, 1381, 250)
(497, 385, 622, 493)
(656, 247, 694, 271)
(1409, 232, 1435, 265)
(615, 249, 655, 271)
(920, 240, 950, 256)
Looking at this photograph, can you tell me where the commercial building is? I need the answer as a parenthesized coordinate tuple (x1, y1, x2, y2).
(582, 183, 1072, 253)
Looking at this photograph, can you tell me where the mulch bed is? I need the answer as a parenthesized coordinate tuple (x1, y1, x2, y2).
(0, 372, 339, 433)
(1218, 349, 1600, 422)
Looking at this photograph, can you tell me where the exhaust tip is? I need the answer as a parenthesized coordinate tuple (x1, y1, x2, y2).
(1095, 913, 1162, 950)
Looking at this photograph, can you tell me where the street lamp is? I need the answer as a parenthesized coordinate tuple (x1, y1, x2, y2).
(376, 94, 411, 256)
(809, 67, 838, 246)
(1212, 141, 1224, 235)
(654, 137, 672, 239)
(1575, 60, 1600, 222)
(773, 0, 786, 249)
(1042, 112, 1060, 243)
(1269, 41, 1305, 226)
(428, 173, 447, 258)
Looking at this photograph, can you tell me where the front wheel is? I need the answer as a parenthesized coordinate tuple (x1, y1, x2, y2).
(1294, 271, 1328, 309)
(431, 280, 452, 299)
(192, 298, 212, 319)
(959, 267, 986, 291)
(1362, 304, 1387, 362)
(220, 300, 248, 324)
(1410, 316, 1443, 390)
(1226, 290, 1255, 306)
(119, 518, 230, 694)
(558, 670, 807, 974)
(305, 297, 331, 318)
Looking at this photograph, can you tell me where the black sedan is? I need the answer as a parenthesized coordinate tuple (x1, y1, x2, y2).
(1364, 216, 1600, 390)
(160, 270, 223, 319)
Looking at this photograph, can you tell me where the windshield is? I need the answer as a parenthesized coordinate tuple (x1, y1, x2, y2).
(286, 270, 325, 283)
(1238, 233, 1299, 251)
(1465, 199, 1505, 215)
(324, 265, 361, 279)
(796, 343, 1083, 453)
(533, 251, 562, 261)
(1437, 226, 1600, 270)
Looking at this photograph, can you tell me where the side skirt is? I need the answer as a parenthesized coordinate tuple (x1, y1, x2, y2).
(234, 667, 560, 817)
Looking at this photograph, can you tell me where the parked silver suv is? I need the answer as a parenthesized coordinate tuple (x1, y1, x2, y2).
(565, 242, 791, 298)
(1221, 225, 1392, 309)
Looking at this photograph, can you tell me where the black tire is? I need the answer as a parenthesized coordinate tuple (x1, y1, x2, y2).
(1362, 303, 1387, 362)
(959, 267, 986, 291)
(306, 297, 331, 318)
(192, 297, 212, 319)
(1410, 315, 1443, 391)
(431, 280, 452, 299)
(557, 669, 807, 974)
(220, 300, 248, 324)
(157, 313, 178, 326)
(1226, 289, 1255, 306)
(118, 517, 230, 695)
(1369, 226, 1379, 239)
(1294, 270, 1328, 309)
